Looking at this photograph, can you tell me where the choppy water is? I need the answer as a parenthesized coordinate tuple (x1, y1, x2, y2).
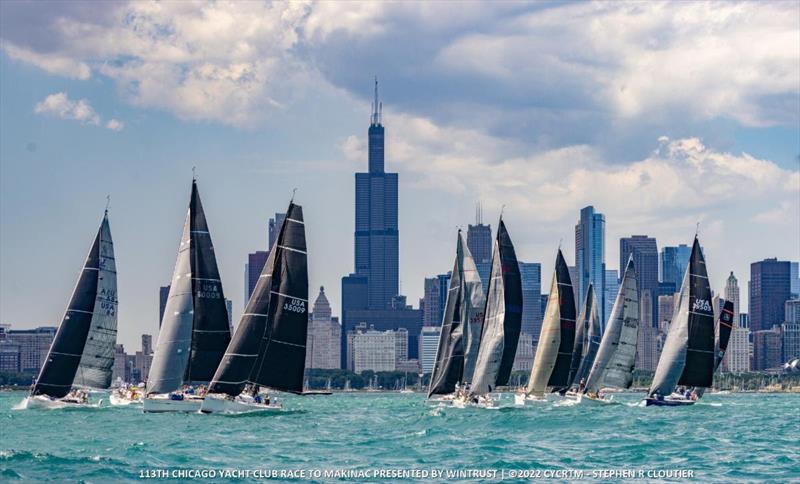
(1, 391, 797, 482)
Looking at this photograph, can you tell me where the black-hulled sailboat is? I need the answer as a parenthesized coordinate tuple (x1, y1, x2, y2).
(23, 209, 117, 409)
(645, 237, 714, 407)
(427, 230, 486, 400)
(517, 249, 575, 404)
(143, 179, 232, 412)
(463, 217, 522, 407)
(201, 201, 308, 414)
(695, 298, 735, 398)
(578, 256, 640, 405)
(564, 283, 601, 396)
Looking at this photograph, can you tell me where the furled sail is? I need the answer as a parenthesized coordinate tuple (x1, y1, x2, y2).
(427, 233, 466, 397)
(469, 218, 522, 396)
(147, 180, 231, 394)
(208, 202, 308, 396)
(584, 256, 639, 394)
(525, 249, 576, 396)
(566, 284, 600, 390)
(33, 211, 117, 397)
(460, 232, 486, 384)
(649, 237, 714, 397)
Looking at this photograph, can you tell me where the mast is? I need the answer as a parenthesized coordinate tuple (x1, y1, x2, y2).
(584, 256, 640, 394)
(427, 232, 466, 397)
(148, 180, 231, 394)
(526, 249, 576, 396)
(469, 218, 522, 396)
(33, 211, 116, 397)
(649, 237, 714, 397)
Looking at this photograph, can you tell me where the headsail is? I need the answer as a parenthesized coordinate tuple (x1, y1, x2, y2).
(148, 180, 231, 394)
(715, 300, 734, 371)
(584, 256, 639, 393)
(526, 250, 576, 396)
(469, 218, 522, 396)
(33, 212, 118, 397)
(427, 233, 465, 397)
(566, 284, 599, 390)
(208, 202, 308, 396)
(649, 237, 714, 397)
(460, 232, 486, 384)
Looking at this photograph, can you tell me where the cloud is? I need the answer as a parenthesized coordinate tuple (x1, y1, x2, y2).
(34, 92, 100, 125)
(34, 92, 124, 130)
(4, 43, 91, 80)
(105, 119, 124, 131)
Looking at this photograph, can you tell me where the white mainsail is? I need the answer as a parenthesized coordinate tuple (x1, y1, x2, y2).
(584, 256, 639, 394)
(460, 232, 486, 384)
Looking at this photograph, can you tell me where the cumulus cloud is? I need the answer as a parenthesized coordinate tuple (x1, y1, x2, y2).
(34, 92, 124, 130)
(34, 92, 100, 125)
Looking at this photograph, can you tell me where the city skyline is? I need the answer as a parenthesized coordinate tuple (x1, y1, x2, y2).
(1, 2, 799, 350)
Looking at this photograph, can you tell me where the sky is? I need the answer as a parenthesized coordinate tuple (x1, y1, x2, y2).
(1, 1, 798, 350)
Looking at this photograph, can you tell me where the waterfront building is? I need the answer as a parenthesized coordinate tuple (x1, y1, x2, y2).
(575, 206, 606, 324)
(305, 287, 342, 370)
(726, 327, 751, 373)
(620, 235, 659, 326)
(512, 332, 535, 373)
(352, 327, 402, 373)
(422, 273, 451, 327)
(753, 326, 783, 370)
(419, 326, 441, 374)
(749, 258, 791, 333)
(4, 326, 56, 372)
(780, 321, 799, 364)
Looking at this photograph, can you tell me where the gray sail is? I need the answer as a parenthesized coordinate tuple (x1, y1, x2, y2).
(584, 256, 639, 393)
(461, 232, 486, 384)
(74, 213, 118, 389)
(567, 284, 600, 390)
(649, 237, 714, 397)
(147, 209, 194, 394)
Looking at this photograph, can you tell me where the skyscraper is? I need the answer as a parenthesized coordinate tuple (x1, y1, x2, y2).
(354, 79, 399, 310)
(467, 211, 492, 289)
(519, 262, 542, 337)
(575, 206, 606, 323)
(419, 326, 442, 374)
(660, 244, 691, 288)
(620, 235, 659, 327)
(245, 251, 269, 304)
(749, 258, 791, 333)
(306, 287, 342, 370)
(725, 272, 741, 324)
(422, 273, 450, 327)
(791, 262, 800, 298)
(268, 213, 286, 249)
(604, 269, 619, 328)
(158, 285, 170, 328)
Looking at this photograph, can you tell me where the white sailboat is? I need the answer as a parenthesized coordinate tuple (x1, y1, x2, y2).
(21, 208, 117, 409)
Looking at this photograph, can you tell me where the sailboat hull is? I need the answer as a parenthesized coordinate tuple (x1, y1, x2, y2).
(199, 394, 281, 414)
(143, 395, 203, 413)
(514, 393, 548, 406)
(19, 395, 102, 410)
(643, 397, 696, 407)
(109, 393, 143, 406)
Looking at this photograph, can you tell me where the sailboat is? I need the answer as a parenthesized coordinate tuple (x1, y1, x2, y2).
(563, 283, 601, 397)
(201, 201, 308, 414)
(22, 209, 117, 409)
(578, 256, 640, 405)
(645, 237, 714, 407)
(463, 217, 522, 407)
(427, 230, 486, 400)
(517, 249, 575, 405)
(697, 299, 735, 397)
(143, 179, 232, 412)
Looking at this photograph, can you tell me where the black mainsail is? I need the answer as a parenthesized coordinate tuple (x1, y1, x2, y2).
(469, 218, 522, 395)
(649, 237, 714, 397)
(427, 232, 465, 397)
(33, 211, 117, 398)
(208, 202, 308, 396)
(526, 249, 576, 396)
(147, 180, 231, 394)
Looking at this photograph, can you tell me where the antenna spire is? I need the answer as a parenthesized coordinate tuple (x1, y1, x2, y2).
(695, 221, 700, 238)
(291, 187, 297, 203)
(371, 76, 381, 125)
(192, 166, 196, 181)
(105, 195, 111, 214)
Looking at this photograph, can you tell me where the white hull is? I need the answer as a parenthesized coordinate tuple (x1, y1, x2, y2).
(143, 395, 203, 413)
(109, 394, 142, 406)
(18, 395, 102, 410)
(514, 393, 547, 406)
(200, 394, 281, 414)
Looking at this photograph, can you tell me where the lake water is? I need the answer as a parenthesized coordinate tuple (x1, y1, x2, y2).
(1, 391, 797, 482)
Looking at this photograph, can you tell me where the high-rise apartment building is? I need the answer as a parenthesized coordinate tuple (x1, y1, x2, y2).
(575, 206, 606, 323)
(419, 326, 441, 374)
